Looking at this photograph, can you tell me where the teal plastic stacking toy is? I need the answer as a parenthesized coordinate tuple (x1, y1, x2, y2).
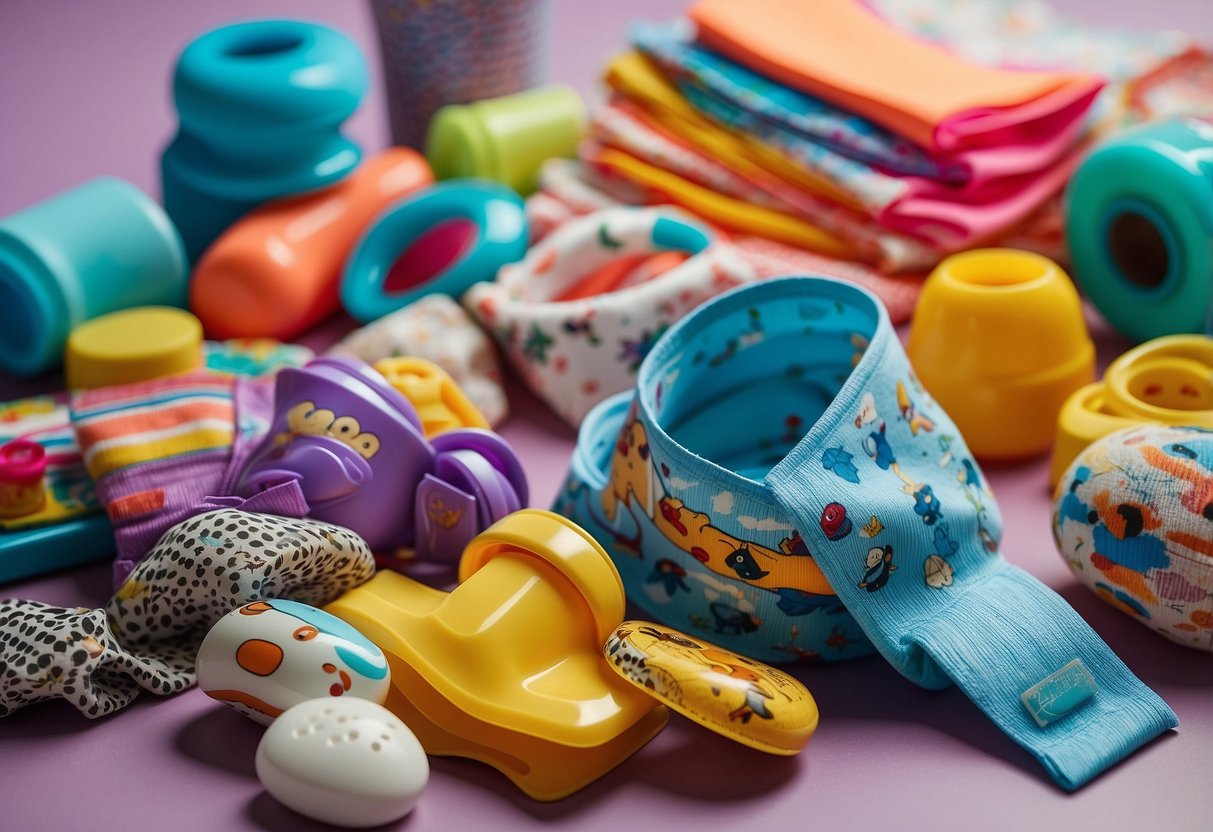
(161, 19, 368, 263)
(1066, 118, 1213, 343)
(0, 177, 187, 377)
(425, 85, 585, 195)
(341, 180, 528, 324)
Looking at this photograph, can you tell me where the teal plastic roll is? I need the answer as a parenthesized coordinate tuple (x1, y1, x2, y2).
(0, 177, 188, 376)
(1066, 118, 1213, 344)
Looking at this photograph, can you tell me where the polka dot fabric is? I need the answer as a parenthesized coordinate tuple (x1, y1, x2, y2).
(0, 509, 376, 719)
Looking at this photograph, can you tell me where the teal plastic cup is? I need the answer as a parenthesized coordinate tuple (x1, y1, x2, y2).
(0, 177, 188, 376)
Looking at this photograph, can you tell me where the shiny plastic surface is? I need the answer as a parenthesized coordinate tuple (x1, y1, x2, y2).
(907, 248, 1095, 460)
(326, 509, 668, 800)
(161, 19, 368, 261)
(65, 306, 202, 390)
(1050, 335, 1213, 486)
(604, 621, 819, 755)
(1066, 118, 1213, 343)
(425, 85, 585, 195)
(373, 357, 489, 436)
(0, 440, 47, 519)
(190, 148, 433, 340)
(238, 356, 526, 560)
(341, 179, 527, 323)
(197, 599, 391, 726)
(257, 697, 428, 828)
(0, 177, 187, 376)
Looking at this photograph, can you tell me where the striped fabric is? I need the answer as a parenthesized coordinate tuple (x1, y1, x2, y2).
(72, 375, 236, 481)
(69, 371, 270, 586)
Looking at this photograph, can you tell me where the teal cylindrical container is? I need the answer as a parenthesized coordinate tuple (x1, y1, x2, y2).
(161, 19, 367, 263)
(0, 177, 188, 377)
(1066, 117, 1213, 344)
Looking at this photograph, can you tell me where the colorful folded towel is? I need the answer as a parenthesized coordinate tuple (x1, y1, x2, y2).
(689, 0, 1104, 153)
(680, 81, 1087, 249)
(606, 51, 1083, 253)
(580, 140, 855, 257)
(634, 20, 1086, 184)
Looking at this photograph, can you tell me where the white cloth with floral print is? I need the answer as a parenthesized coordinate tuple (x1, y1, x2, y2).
(464, 206, 757, 428)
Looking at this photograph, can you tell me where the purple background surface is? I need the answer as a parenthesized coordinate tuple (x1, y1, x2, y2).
(2, 2, 1212, 830)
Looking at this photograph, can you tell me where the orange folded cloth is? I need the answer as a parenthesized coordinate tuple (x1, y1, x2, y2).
(689, 0, 1104, 152)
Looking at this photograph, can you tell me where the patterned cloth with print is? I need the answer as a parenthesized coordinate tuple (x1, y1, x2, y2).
(0, 508, 375, 719)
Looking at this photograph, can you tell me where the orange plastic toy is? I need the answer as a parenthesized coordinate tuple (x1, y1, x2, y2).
(190, 148, 434, 341)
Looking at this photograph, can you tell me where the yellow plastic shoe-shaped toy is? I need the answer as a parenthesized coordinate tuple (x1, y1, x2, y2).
(326, 509, 669, 801)
(327, 509, 820, 800)
(1050, 335, 1213, 487)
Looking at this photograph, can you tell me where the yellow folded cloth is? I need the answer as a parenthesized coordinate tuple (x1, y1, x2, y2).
(605, 52, 865, 212)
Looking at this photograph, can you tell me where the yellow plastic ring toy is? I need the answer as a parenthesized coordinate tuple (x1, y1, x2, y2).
(1050, 334, 1213, 486)
(373, 356, 488, 437)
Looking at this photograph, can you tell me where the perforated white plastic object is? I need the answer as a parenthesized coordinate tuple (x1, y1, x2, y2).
(256, 697, 429, 828)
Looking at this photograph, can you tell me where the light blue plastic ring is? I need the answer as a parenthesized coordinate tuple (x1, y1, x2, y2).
(340, 179, 528, 324)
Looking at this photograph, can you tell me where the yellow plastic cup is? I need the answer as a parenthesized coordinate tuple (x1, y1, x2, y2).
(906, 249, 1096, 461)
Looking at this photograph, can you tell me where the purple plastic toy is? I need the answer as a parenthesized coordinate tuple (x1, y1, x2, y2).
(237, 356, 527, 561)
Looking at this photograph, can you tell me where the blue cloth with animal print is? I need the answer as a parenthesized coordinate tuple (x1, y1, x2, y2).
(556, 276, 1176, 791)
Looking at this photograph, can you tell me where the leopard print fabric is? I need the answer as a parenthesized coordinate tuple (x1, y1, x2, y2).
(0, 509, 375, 718)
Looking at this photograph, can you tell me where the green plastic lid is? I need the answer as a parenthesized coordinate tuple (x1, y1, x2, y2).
(425, 85, 585, 195)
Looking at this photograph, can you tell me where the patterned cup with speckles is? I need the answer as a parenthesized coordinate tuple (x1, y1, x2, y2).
(369, 0, 553, 149)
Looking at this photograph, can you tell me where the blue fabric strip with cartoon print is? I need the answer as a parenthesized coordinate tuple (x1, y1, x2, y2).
(558, 276, 1176, 791)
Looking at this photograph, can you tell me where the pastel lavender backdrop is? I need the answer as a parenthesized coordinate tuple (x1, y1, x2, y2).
(1, 2, 1211, 831)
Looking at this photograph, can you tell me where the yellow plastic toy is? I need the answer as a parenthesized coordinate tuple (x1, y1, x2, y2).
(373, 357, 489, 437)
(327, 509, 669, 801)
(1050, 335, 1213, 487)
(906, 249, 1095, 460)
(604, 621, 818, 756)
(65, 306, 202, 390)
(327, 509, 820, 801)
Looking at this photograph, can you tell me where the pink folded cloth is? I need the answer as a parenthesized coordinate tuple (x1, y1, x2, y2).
(592, 99, 939, 272)
(879, 143, 1086, 249)
(599, 91, 1085, 252)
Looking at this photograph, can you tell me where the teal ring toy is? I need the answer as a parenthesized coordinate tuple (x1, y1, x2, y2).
(340, 179, 528, 324)
(1066, 118, 1213, 343)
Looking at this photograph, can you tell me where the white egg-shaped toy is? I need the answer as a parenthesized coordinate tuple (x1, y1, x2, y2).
(196, 599, 390, 724)
(257, 697, 429, 828)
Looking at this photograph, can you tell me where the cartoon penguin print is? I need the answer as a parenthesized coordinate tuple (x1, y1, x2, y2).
(725, 545, 770, 580)
(858, 545, 896, 592)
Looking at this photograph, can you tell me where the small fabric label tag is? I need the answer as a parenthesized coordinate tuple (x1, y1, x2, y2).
(1021, 659, 1098, 728)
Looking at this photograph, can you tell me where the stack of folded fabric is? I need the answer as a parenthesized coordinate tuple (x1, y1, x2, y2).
(573, 0, 1110, 274)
